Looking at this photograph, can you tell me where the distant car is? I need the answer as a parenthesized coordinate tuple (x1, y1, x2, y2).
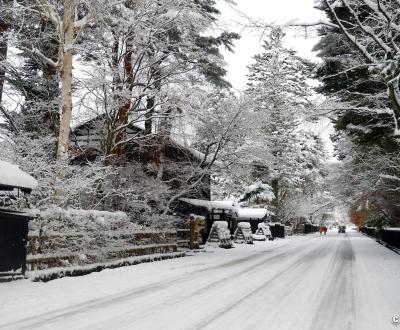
(338, 225, 346, 233)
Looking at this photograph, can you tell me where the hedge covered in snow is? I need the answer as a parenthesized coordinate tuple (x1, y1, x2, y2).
(27, 207, 178, 270)
(32, 207, 139, 233)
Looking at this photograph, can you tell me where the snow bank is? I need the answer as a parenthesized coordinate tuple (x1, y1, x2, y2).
(0, 160, 38, 191)
(29, 252, 186, 282)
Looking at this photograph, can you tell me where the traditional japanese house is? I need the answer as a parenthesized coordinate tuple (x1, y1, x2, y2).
(70, 115, 211, 201)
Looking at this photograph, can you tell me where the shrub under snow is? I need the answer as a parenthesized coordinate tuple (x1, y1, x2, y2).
(32, 207, 139, 233)
(27, 207, 178, 262)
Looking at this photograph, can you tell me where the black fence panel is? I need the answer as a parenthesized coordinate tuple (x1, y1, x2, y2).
(269, 224, 285, 238)
(380, 229, 400, 250)
(360, 227, 400, 251)
(304, 224, 318, 234)
(360, 227, 375, 237)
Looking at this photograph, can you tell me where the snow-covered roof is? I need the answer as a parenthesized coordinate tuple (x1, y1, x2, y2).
(179, 198, 268, 220)
(72, 114, 208, 164)
(0, 208, 34, 220)
(0, 161, 38, 192)
(179, 198, 237, 211)
(168, 138, 208, 164)
(237, 208, 268, 220)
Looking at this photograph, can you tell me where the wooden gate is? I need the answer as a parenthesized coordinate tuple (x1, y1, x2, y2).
(0, 209, 31, 275)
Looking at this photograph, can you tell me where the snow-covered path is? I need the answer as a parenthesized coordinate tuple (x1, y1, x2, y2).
(1, 230, 399, 330)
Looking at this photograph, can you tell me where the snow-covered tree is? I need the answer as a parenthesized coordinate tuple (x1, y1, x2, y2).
(309, 1, 400, 227)
(244, 28, 323, 222)
(0, 0, 12, 110)
(14, 0, 92, 161)
(313, 0, 400, 133)
(246, 27, 313, 110)
(74, 0, 239, 162)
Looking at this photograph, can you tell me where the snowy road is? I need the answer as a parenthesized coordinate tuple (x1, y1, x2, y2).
(1, 230, 399, 330)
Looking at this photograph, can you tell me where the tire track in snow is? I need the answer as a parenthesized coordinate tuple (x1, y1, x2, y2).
(309, 235, 356, 330)
(255, 238, 337, 330)
(94, 237, 327, 330)
(0, 251, 269, 329)
(193, 240, 329, 330)
(0, 237, 317, 329)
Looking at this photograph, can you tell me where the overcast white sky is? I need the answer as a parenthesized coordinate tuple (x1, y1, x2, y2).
(217, 0, 324, 90)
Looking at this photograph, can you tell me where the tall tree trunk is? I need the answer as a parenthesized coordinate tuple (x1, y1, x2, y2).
(271, 178, 279, 222)
(156, 106, 173, 180)
(41, 19, 61, 136)
(144, 95, 154, 135)
(104, 36, 121, 160)
(145, 62, 161, 135)
(56, 0, 75, 161)
(0, 0, 12, 105)
(114, 35, 134, 157)
(54, 0, 75, 205)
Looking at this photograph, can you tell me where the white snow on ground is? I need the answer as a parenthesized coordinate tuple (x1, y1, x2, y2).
(0, 231, 399, 330)
(0, 160, 38, 191)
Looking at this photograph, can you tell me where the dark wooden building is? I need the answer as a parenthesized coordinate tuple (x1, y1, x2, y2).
(70, 115, 211, 200)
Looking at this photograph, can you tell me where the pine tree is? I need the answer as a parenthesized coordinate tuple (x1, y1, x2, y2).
(0, 0, 12, 108)
(9, 5, 60, 136)
(313, 1, 398, 153)
(245, 27, 317, 222)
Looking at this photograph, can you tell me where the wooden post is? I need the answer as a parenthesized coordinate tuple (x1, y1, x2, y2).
(189, 217, 195, 250)
(30, 236, 37, 255)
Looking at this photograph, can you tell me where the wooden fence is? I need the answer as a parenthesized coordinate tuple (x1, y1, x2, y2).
(359, 227, 400, 253)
